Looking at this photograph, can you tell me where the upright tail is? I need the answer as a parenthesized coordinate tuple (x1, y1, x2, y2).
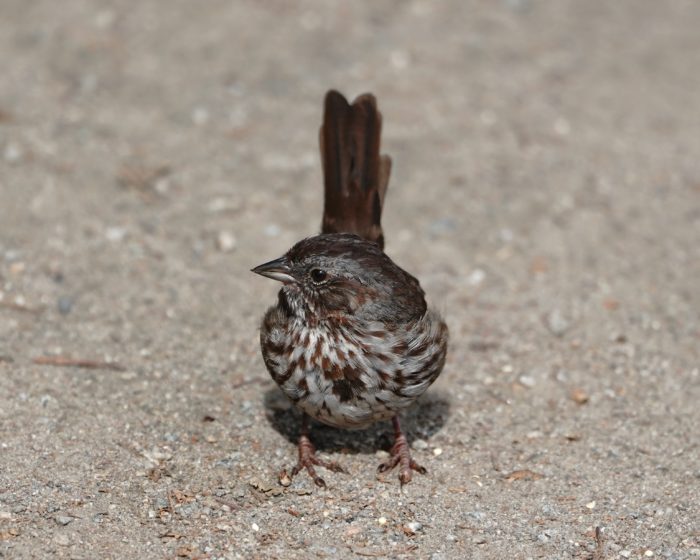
(320, 90, 392, 250)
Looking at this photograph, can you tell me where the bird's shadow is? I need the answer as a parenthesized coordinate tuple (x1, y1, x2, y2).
(263, 387, 451, 454)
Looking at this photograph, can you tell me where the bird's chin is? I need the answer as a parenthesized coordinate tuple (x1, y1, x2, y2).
(280, 284, 311, 317)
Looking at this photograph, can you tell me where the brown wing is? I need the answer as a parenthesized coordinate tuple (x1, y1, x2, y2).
(319, 90, 392, 250)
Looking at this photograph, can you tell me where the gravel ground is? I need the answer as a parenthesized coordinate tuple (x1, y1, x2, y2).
(1, 1, 699, 558)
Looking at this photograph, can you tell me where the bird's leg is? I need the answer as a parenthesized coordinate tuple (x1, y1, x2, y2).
(377, 415, 427, 485)
(279, 415, 346, 488)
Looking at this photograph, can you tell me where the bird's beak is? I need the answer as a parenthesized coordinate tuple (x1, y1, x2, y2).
(251, 256, 295, 284)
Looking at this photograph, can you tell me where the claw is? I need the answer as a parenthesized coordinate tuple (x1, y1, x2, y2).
(327, 461, 347, 473)
(377, 453, 400, 473)
(398, 470, 412, 486)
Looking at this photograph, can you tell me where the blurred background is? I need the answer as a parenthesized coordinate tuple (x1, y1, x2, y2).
(1, 1, 699, 558)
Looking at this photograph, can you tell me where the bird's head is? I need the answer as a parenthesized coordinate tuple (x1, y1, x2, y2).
(252, 233, 425, 323)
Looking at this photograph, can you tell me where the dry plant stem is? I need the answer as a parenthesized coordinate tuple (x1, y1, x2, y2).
(32, 355, 125, 371)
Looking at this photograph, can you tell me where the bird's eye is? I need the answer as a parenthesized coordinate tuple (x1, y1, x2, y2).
(310, 268, 327, 283)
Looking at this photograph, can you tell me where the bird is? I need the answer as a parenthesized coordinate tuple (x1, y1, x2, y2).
(252, 90, 448, 486)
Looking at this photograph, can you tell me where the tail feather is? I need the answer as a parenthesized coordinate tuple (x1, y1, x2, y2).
(320, 90, 391, 249)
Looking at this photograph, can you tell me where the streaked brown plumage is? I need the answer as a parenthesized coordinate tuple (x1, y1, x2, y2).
(253, 91, 448, 486)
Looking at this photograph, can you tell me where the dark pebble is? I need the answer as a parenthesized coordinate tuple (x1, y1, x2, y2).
(57, 296, 74, 315)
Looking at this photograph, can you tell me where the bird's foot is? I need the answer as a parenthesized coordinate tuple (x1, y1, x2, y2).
(377, 416, 427, 485)
(279, 432, 346, 488)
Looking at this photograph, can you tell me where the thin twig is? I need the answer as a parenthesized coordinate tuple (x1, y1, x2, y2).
(490, 451, 502, 472)
(0, 300, 43, 314)
(231, 376, 267, 389)
(593, 526, 605, 560)
(504, 469, 544, 482)
(350, 545, 417, 557)
(167, 488, 176, 515)
(32, 355, 125, 371)
(213, 496, 239, 511)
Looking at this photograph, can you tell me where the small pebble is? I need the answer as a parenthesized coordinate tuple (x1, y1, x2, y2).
(4, 249, 21, 262)
(264, 224, 281, 237)
(377, 517, 387, 526)
(412, 439, 428, 450)
(546, 309, 569, 336)
(518, 375, 536, 388)
(216, 231, 236, 252)
(149, 449, 172, 461)
(428, 217, 456, 235)
(207, 197, 239, 213)
(9, 261, 24, 275)
(433, 448, 443, 456)
(192, 106, 210, 126)
(105, 227, 127, 242)
(4, 142, 23, 162)
(620, 551, 631, 558)
(54, 534, 71, 546)
(571, 388, 590, 405)
(390, 49, 410, 70)
(406, 521, 423, 533)
(55, 515, 73, 526)
(251, 522, 259, 532)
(610, 332, 627, 343)
(586, 501, 596, 509)
(553, 117, 571, 136)
(345, 525, 362, 537)
(0, 511, 11, 520)
(154, 496, 169, 510)
(504, 0, 529, 11)
(467, 269, 485, 286)
(375, 449, 390, 459)
(644, 552, 654, 558)
(466, 510, 486, 522)
(154, 177, 170, 194)
(279, 470, 292, 487)
(216, 456, 237, 469)
(57, 296, 74, 315)
(95, 10, 116, 29)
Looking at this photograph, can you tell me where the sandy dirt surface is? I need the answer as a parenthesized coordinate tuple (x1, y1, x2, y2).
(1, 1, 699, 558)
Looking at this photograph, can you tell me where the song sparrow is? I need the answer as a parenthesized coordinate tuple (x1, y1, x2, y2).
(252, 90, 448, 486)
